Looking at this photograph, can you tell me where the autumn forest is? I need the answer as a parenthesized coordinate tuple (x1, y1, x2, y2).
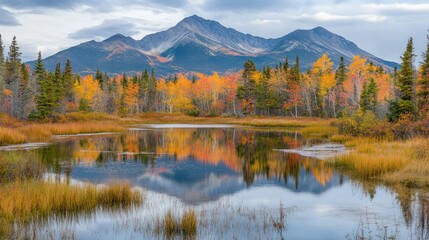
(0, 33, 428, 125)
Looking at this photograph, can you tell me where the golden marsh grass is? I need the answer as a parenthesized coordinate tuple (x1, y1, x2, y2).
(331, 138, 429, 187)
(0, 181, 142, 221)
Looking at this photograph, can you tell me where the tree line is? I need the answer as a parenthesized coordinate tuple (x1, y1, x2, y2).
(0, 33, 428, 121)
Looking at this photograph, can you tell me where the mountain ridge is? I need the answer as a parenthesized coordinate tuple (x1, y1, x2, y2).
(30, 15, 398, 75)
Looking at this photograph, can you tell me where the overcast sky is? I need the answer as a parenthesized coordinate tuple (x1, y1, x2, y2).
(0, 0, 428, 63)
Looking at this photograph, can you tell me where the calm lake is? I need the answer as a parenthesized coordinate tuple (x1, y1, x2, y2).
(5, 125, 428, 239)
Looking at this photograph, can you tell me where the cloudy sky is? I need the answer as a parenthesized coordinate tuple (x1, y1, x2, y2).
(0, 0, 428, 63)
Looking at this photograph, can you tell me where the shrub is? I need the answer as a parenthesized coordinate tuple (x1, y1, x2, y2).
(185, 107, 200, 117)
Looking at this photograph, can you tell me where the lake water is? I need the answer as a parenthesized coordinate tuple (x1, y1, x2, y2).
(6, 125, 429, 239)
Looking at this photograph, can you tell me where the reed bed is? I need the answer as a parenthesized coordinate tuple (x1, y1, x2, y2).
(0, 181, 142, 221)
(0, 122, 125, 145)
(331, 138, 429, 186)
(0, 127, 27, 145)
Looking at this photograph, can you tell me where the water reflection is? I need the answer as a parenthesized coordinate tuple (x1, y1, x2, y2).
(29, 128, 344, 204)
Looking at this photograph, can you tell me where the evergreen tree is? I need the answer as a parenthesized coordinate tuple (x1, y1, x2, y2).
(0, 34, 5, 112)
(95, 68, 103, 88)
(388, 38, 416, 121)
(140, 69, 149, 112)
(17, 64, 31, 118)
(31, 52, 56, 119)
(335, 56, 346, 86)
(146, 69, 157, 112)
(22, 64, 36, 117)
(0, 34, 4, 87)
(6, 36, 22, 117)
(53, 63, 65, 113)
(256, 66, 280, 115)
(283, 57, 289, 73)
(237, 60, 256, 115)
(122, 72, 128, 87)
(359, 78, 378, 113)
(63, 59, 74, 104)
(418, 31, 429, 117)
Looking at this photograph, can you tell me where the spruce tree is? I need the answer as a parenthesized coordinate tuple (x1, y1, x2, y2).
(147, 68, 157, 112)
(53, 63, 65, 113)
(335, 57, 346, 86)
(359, 78, 378, 113)
(0, 34, 4, 87)
(0, 35, 5, 111)
(397, 38, 415, 116)
(95, 68, 103, 88)
(6, 36, 22, 117)
(18, 64, 30, 118)
(63, 59, 74, 103)
(237, 60, 256, 115)
(418, 31, 429, 117)
(292, 56, 300, 82)
(32, 52, 56, 119)
(388, 38, 416, 121)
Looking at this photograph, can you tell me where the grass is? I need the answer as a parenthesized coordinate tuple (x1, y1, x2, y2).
(0, 127, 27, 145)
(0, 113, 24, 127)
(56, 112, 120, 122)
(0, 181, 142, 221)
(330, 137, 429, 187)
(0, 154, 44, 183)
(139, 112, 335, 127)
(0, 112, 337, 145)
(0, 122, 125, 145)
(163, 209, 198, 238)
(181, 210, 197, 236)
(0, 151, 142, 238)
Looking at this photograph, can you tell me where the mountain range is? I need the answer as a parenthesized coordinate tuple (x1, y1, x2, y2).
(30, 15, 398, 75)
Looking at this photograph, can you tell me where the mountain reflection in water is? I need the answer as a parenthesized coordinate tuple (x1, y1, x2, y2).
(34, 127, 344, 204)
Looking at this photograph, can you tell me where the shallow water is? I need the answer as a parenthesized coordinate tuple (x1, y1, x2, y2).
(5, 125, 429, 239)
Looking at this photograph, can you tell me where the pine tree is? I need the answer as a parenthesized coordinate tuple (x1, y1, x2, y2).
(388, 38, 416, 121)
(359, 78, 378, 113)
(418, 31, 429, 117)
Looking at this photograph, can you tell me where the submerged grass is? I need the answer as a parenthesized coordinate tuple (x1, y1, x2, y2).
(163, 209, 198, 238)
(181, 210, 197, 237)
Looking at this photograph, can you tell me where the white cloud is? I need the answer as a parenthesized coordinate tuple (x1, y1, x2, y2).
(364, 3, 429, 13)
(251, 19, 281, 25)
(293, 12, 387, 23)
